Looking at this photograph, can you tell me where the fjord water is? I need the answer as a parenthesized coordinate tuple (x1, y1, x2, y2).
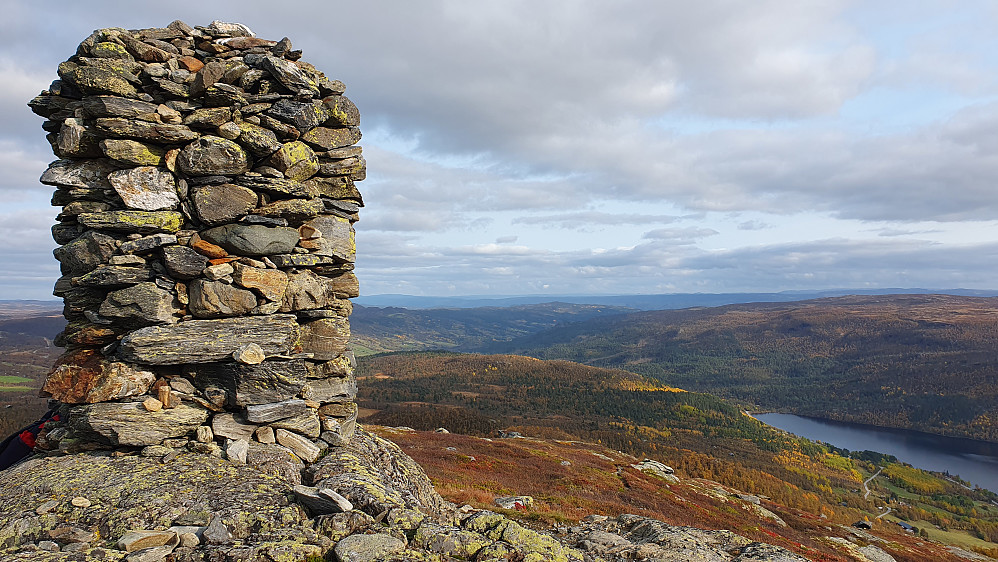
(756, 413, 998, 493)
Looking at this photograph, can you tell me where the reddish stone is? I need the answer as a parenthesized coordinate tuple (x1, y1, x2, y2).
(178, 56, 205, 72)
(41, 349, 155, 404)
(192, 239, 228, 259)
(209, 256, 241, 266)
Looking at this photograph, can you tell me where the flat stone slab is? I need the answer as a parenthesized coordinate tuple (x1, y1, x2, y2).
(117, 314, 300, 364)
(68, 402, 209, 446)
(246, 399, 309, 423)
(188, 360, 308, 407)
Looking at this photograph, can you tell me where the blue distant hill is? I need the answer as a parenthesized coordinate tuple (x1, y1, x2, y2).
(354, 288, 998, 310)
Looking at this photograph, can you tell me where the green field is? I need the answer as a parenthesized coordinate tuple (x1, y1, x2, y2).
(0, 375, 34, 392)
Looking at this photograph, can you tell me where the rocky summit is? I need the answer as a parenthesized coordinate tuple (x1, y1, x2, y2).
(1, 19, 818, 561)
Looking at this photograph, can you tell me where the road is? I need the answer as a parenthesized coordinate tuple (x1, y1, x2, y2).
(864, 466, 883, 500)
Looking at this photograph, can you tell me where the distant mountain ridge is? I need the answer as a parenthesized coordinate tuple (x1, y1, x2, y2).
(354, 288, 998, 310)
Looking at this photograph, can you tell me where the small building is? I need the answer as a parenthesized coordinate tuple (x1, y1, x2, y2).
(852, 519, 873, 530)
(896, 521, 914, 532)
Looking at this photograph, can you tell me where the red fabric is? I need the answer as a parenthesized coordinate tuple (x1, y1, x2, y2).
(19, 429, 36, 449)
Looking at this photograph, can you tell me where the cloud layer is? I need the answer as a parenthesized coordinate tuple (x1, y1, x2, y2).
(3, 1, 998, 298)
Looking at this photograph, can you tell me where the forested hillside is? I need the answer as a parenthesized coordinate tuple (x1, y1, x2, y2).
(357, 352, 998, 557)
(350, 302, 633, 354)
(486, 294, 998, 442)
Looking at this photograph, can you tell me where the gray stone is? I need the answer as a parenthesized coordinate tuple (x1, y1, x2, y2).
(267, 99, 328, 133)
(323, 95, 360, 127)
(302, 375, 357, 403)
(265, 254, 333, 268)
(120, 233, 177, 254)
(57, 118, 103, 158)
(300, 215, 354, 261)
(303, 175, 362, 200)
(125, 544, 176, 562)
(211, 413, 257, 441)
(75, 264, 153, 287)
(53, 230, 120, 274)
(83, 95, 160, 119)
(235, 122, 282, 157)
(68, 402, 209, 446)
(108, 166, 180, 211)
(226, 439, 249, 464)
(300, 126, 361, 151)
(333, 533, 405, 562)
(246, 399, 309, 423)
(258, 56, 319, 96)
(190, 61, 225, 98)
(188, 279, 258, 318)
(188, 360, 308, 407)
(202, 515, 232, 545)
(292, 484, 352, 515)
(299, 316, 351, 360)
(100, 139, 166, 166)
(282, 270, 359, 311)
(201, 223, 300, 256)
(78, 210, 184, 234)
(96, 117, 199, 143)
(236, 175, 317, 198)
(318, 155, 366, 179)
(271, 410, 321, 438)
(117, 314, 300, 364)
(246, 441, 303, 484)
(58, 64, 139, 97)
(274, 428, 320, 463)
(191, 183, 258, 225)
(177, 136, 251, 176)
(170, 378, 197, 395)
(162, 245, 209, 279)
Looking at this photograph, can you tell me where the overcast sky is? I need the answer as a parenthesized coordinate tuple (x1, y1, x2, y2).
(3, 0, 998, 300)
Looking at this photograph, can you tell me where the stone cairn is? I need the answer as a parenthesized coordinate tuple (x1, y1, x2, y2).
(28, 20, 364, 465)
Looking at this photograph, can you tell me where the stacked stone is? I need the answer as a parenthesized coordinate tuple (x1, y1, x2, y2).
(28, 20, 364, 465)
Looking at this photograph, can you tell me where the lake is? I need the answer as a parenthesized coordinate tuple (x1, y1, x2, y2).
(755, 413, 998, 494)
